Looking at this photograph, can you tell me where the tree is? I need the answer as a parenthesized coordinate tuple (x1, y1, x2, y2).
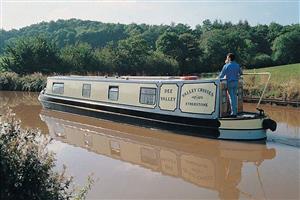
(202, 19, 213, 32)
(53, 28, 76, 48)
(169, 23, 192, 35)
(114, 35, 150, 75)
(156, 32, 202, 74)
(76, 26, 127, 49)
(60, 43, 101, 73)
(199, 28, 255, 71)
(178, 33, 202, 74)
(1, 19, 299, 74)
(1, 36, 60, 74)
(156, 32, 182, 59)
(267, 22, 283, 43)
(141, 25, 168, 50)
(94, 43, 116, 75)
(125, 23, 145, 36)
(200, 30, 227, 72)
(272, 28, 300, 64)
(251, 25, 272, 55)
(194, 25, 203, 38)
(144, 51, 179, 75)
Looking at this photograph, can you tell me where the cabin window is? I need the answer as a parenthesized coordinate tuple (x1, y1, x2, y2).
(140, 87, 156, 105)
(52, 82, 64, 94)
(108, 86, 119, 101)
(82, 84, 91, 98)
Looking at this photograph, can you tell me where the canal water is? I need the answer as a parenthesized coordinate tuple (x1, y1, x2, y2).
(0, 91, 299, 199)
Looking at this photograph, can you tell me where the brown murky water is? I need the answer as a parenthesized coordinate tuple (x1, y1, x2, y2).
(0, 91, 299, 199)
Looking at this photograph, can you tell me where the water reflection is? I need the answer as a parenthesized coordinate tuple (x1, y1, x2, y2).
(0, 91, 40, 107)
(40, 110, 276, 199)
(0, 91, 47, 131)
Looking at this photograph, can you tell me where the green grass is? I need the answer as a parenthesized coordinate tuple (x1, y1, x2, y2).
(245, 63, 300, 84)
(244, 63, 300, 101)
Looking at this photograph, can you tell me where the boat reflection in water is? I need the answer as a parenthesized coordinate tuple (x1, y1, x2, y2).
(40, 110, 276, 199)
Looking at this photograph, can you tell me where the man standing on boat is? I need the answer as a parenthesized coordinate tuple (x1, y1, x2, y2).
(219, 53, 242, 117)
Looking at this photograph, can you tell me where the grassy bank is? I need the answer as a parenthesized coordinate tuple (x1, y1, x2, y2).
(244, 63, 300, 102)
(245, 63, 300, 84)
(0, 72, 46, 92)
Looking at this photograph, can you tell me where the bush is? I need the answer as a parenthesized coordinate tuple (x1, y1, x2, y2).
(250, 54, 273, 68)
(19, 73, 47, 91)
(0, 112, 92, 200)
(0, 72, 20, 90)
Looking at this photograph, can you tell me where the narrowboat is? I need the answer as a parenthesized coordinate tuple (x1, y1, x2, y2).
(38, 75, 277, 140)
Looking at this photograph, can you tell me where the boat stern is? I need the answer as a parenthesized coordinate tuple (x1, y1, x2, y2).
(219, 113, 277, 140)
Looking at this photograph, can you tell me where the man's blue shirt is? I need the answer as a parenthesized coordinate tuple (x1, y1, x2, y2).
(219, 61, 242, 82)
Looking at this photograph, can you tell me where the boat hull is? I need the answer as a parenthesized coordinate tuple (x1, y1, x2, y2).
(219, 117, 267, 140)
(219, 129, 266, 140)
(39, 93, 267, 140)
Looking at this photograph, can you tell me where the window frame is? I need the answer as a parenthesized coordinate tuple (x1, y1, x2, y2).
(108, 86, 119, 101)
(52, 82, 64, 95)
(139, 87, 157, 105)
(82, 83, 91, 98)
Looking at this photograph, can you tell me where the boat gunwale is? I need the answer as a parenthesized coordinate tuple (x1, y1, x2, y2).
(47, 76, 219, 84)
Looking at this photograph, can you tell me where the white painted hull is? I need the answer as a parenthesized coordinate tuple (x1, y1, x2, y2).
(219, 117, 266, 140)
(218, 129, 266, 140)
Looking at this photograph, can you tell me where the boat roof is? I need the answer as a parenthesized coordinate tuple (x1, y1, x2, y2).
(48, 75, 217, 83)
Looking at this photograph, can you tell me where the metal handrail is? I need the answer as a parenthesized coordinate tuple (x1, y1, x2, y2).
(242, 72, 271, 109)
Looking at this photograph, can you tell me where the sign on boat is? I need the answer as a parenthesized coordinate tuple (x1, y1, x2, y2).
(38, 75, 277, 140)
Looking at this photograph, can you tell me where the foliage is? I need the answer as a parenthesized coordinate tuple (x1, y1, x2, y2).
(156, 32, 182, 59)
(0, 112, 71, 199)
(250, 54, 273, 68)
(272, 28, 300, 64)
(144, 51, 179, 75)
(177, 33, 202, 74)
(156, 32, 202, 74)
(0, 19, 299, 75)
(1, 36, 61, 74)
(94, 44, 116, 75)
(60, 43, 102, 73)
(0, 72, 19, 91)
(114, 35, 150, 75)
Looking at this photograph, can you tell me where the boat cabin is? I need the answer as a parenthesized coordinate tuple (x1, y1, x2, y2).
(44, 75, 243, 120)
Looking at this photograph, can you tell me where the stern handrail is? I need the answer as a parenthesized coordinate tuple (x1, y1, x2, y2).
(242, 72, 271, 109)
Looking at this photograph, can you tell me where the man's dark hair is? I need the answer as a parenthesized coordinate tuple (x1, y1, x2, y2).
(227, 53, 235, 61)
